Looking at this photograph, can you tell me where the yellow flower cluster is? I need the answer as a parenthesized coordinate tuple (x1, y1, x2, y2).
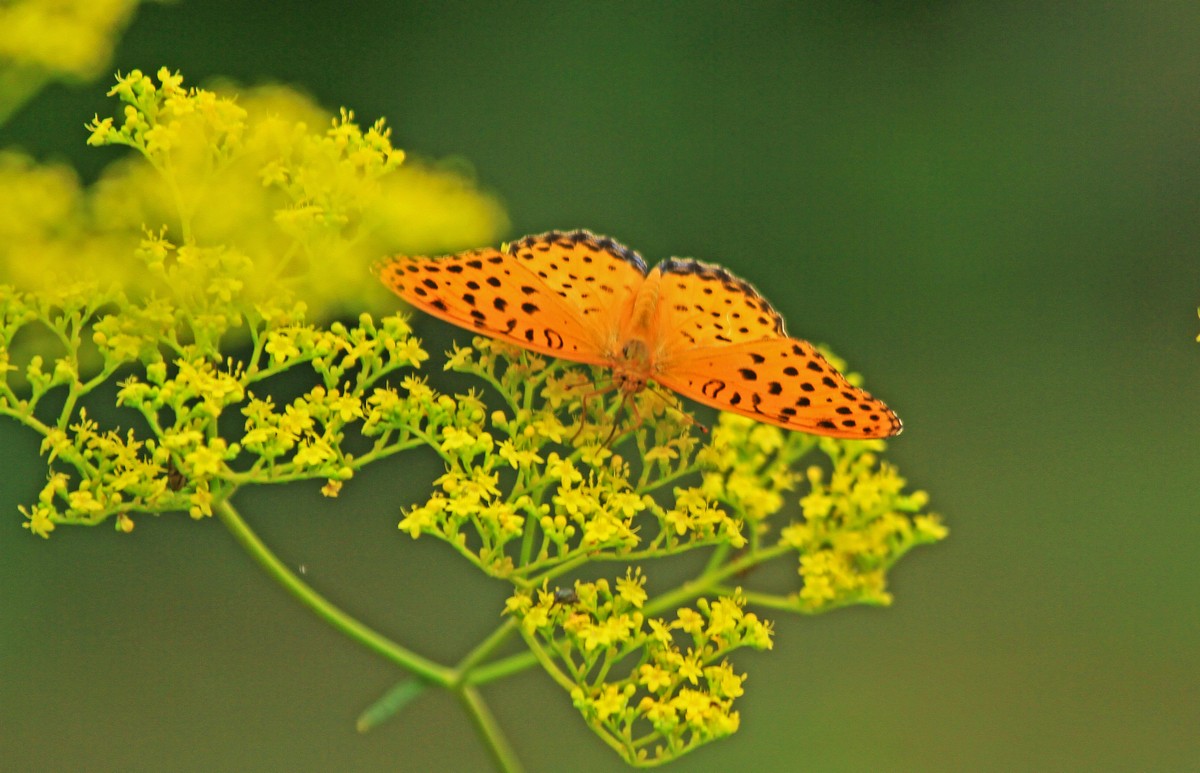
(696, 414, 806, 520)
(0, 0, 143, 81)
(4, 246, 438, 535)
(780, 446, 946, 611)
(1, 68, 505, 320)
(393, 339, 769, 579)
(0, 66, 516, 537)
(507, 572, 773, 765)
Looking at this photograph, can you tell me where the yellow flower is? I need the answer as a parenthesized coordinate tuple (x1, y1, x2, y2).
(398, 498, 445, 539)
(673, 608, 704, 636)
(915, 514, 948, 540)
(520, 602, 550, 634)
(643, 445, 677, 466)
(615, 569, 647, 608)
(578, 614, 637, 652)
(67, 488, 103, 514)
(663, 506, 692, 536)
(497, 439, 543, 469)
(438, 426, 477, 454)
(638, 663, 672, 693)
(638, 695, 677, 730)
(186, 439, 228, 477)
(545, 453, 582, 486)
(591, 684, 629, 720)
(580, 510, 635, 547)
(647, 618, 673, 646)
(676, 651, 704, 685)
(20, 503, 57, 537)
(188, 487, 213, 518)
(705, 663, 745, 699)
(703, 597, 742, 639)
(554, 486, 595, 518)
(265, 330, 301, 364)
(670, 688, 714, 723)
(293, 438, 336, 468)
(443, 344, 473, 371)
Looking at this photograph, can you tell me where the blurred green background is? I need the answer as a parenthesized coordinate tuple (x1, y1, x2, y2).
(2, 2, 1197, 771)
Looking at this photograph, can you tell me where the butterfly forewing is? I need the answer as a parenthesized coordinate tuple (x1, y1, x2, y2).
(376, 247, 610, 364)
(655, 338, 902, 438)
(505, 230, 648, 342)
(648, 258, 788, 355)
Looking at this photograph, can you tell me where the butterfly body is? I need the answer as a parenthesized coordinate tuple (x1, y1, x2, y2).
(601, 268, 674, 394)
(376, 230, 901, 439)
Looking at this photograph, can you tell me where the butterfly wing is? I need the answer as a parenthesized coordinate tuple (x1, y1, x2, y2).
(646, 258, 900, 438)
(505, 230, 649, 342)
(376, 230, 648, 366)
(655, 338, 902, 438)
(648, 258, 788, 352)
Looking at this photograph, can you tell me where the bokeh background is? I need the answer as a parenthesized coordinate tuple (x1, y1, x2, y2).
(3, 3, 1197, 771)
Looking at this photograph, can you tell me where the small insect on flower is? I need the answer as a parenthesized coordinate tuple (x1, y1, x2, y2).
(552, 587, 579, 605)
(166, 459, 187, 492)
(376, 230, 901, 438)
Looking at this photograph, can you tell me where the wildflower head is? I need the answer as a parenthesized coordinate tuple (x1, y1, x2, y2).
(510, 575, 772, 765)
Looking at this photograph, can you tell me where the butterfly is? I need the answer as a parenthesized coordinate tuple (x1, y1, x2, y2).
(375, 230, 901, 439)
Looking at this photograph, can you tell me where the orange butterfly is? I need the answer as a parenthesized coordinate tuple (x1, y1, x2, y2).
(376, 230, 901, 439)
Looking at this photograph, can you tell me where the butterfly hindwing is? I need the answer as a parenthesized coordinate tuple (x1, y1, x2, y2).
(655, 338, 902, 438)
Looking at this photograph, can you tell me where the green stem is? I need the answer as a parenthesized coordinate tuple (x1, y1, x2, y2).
(464, 650, 540, 686)
(213, 497, 454, 685)
(635, 461, 700, 495)
(458, 685, 526, 773)
(515, 627, 577, 693)
(217, 497, 527, 772)
(642, 542, 791, 618)
(702, 541, 731, 576)
(453, 618, 519, 680)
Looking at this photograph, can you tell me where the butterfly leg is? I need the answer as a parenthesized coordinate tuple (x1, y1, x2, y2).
(601, 389, 635, 448)
(568, 380, 618, 445)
